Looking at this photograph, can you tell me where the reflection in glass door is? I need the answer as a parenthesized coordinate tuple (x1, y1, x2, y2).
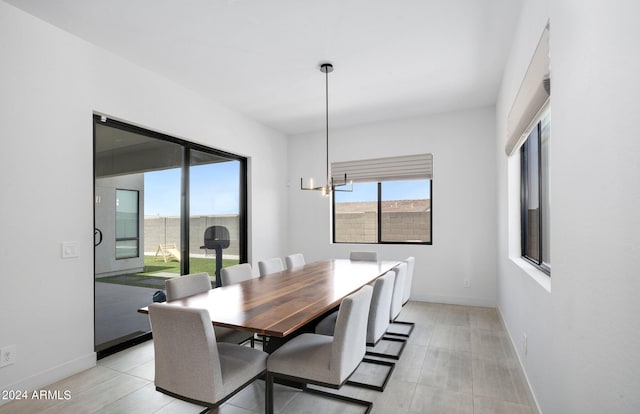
(94, 119, 183, 355)
(115, 189, 140, 259)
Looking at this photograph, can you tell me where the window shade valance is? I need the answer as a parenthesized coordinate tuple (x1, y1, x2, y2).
(505, 25, 550, 156)
(331, 153, 433, 183)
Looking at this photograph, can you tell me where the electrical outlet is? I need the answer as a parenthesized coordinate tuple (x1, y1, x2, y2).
(463, 278, 471, 288)
(523, 333, 528, 356)
(0, 345, 16, 368)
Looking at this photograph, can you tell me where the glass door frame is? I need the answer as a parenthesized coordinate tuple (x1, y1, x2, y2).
(93, 114, 248, 357)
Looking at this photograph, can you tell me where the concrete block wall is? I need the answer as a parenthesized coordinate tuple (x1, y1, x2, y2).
(335, 211, 430, 243)
(334, 212, 378, 243)
(381, 211, 431, 242)
(145, 211, 429, 253)
(144, 215, 240, 257)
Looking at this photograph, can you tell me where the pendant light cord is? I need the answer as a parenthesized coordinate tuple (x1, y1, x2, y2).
(325, 66, 330, 186)
(300, 63, 349, 193)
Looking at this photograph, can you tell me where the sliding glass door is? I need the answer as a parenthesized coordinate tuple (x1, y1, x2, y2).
(189, 150, 243, 286)
(94, 116, 247, 356)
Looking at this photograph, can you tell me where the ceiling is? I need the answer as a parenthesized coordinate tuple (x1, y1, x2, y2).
(5, 0, 522, 135)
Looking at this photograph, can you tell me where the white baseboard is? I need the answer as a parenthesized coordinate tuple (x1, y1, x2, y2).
(496, 306, 543, 414)
(0, 352, 96, 407)
(411, 293, 496, 308)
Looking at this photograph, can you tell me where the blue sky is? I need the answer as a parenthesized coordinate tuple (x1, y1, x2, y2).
(145, 164, 429, 216)
(335, 180, 431, 203)
(144, 161, 240, 216)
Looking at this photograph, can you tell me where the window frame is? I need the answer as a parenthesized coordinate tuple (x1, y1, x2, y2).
(520, 112, 550, 275)
(93, 114, 248, 273)
(332, 179, 433, 245)
(114, 188, 140, 260)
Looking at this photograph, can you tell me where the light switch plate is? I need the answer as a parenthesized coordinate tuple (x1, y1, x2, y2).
(62, 241, 79, 259)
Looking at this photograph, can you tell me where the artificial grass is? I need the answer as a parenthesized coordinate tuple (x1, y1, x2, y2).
(139, 255, 239, 275)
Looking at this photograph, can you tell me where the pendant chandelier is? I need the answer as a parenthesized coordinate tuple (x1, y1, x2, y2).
(300, 63, 352, 196)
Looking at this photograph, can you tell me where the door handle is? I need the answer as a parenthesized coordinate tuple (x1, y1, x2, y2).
(94, 228, 103, 247)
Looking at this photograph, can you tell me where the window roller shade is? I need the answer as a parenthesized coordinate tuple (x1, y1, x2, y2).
(331, 153, 432, 183)
(505, 25, 550, 156)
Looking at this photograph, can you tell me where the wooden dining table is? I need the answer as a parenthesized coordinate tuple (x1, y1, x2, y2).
(139, 259, 399, 343)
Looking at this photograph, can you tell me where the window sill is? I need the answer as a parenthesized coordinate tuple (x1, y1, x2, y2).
(333, 241, 432, 245)
(510, 257, 551, 293)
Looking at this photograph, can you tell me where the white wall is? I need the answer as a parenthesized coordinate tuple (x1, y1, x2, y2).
(496, 1, 640, 413)
(0, 1, 288, 397)
(288, 107, 498, 307)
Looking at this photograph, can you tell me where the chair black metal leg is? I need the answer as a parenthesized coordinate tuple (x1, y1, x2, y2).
(386, 320, 415, 338)
(346, 358, 395, 392)
(304, 387, 372, 413)
(366, 336, 407, 360)
(265, 372, 274, 414)
(269, 372, 373, 413)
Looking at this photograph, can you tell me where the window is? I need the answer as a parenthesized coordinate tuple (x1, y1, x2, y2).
(332, 154, 432, 245)
(504, 24, 550, 275)
(381, 180, 431, 242)
(521, 108, 550, 273)
(188, 150, 243, 277)
(334, 182, 378, 243)
(115, 189, 139, 259)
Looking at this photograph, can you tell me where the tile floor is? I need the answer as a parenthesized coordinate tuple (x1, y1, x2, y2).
(0, 302, 538, 414)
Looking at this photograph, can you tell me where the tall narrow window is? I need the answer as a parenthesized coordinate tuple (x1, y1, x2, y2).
(540, 112, 550, 268)
(521, 108, 550, 273)
(506, 24, 550, 275)
(115, 189, 139, 259)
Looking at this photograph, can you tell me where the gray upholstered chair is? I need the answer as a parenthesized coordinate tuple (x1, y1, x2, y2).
(165, 273, 254, 346)
(220, 263, 264, 347)
(387, 262, 415, 337)
(220, 263, 255, 286)
(315, 271, 400, 391)
(349, 251, 378, 261)
(258, 257, 285, 276)
(389, 262, 406, 321)
(165, 272, 212, 301)
(148, 303, 267, 413)
(284, 253, 305, 269)
(265, 286, 374, 414)
(402, 256, 415, 305)
(365, 271, 406, 360)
